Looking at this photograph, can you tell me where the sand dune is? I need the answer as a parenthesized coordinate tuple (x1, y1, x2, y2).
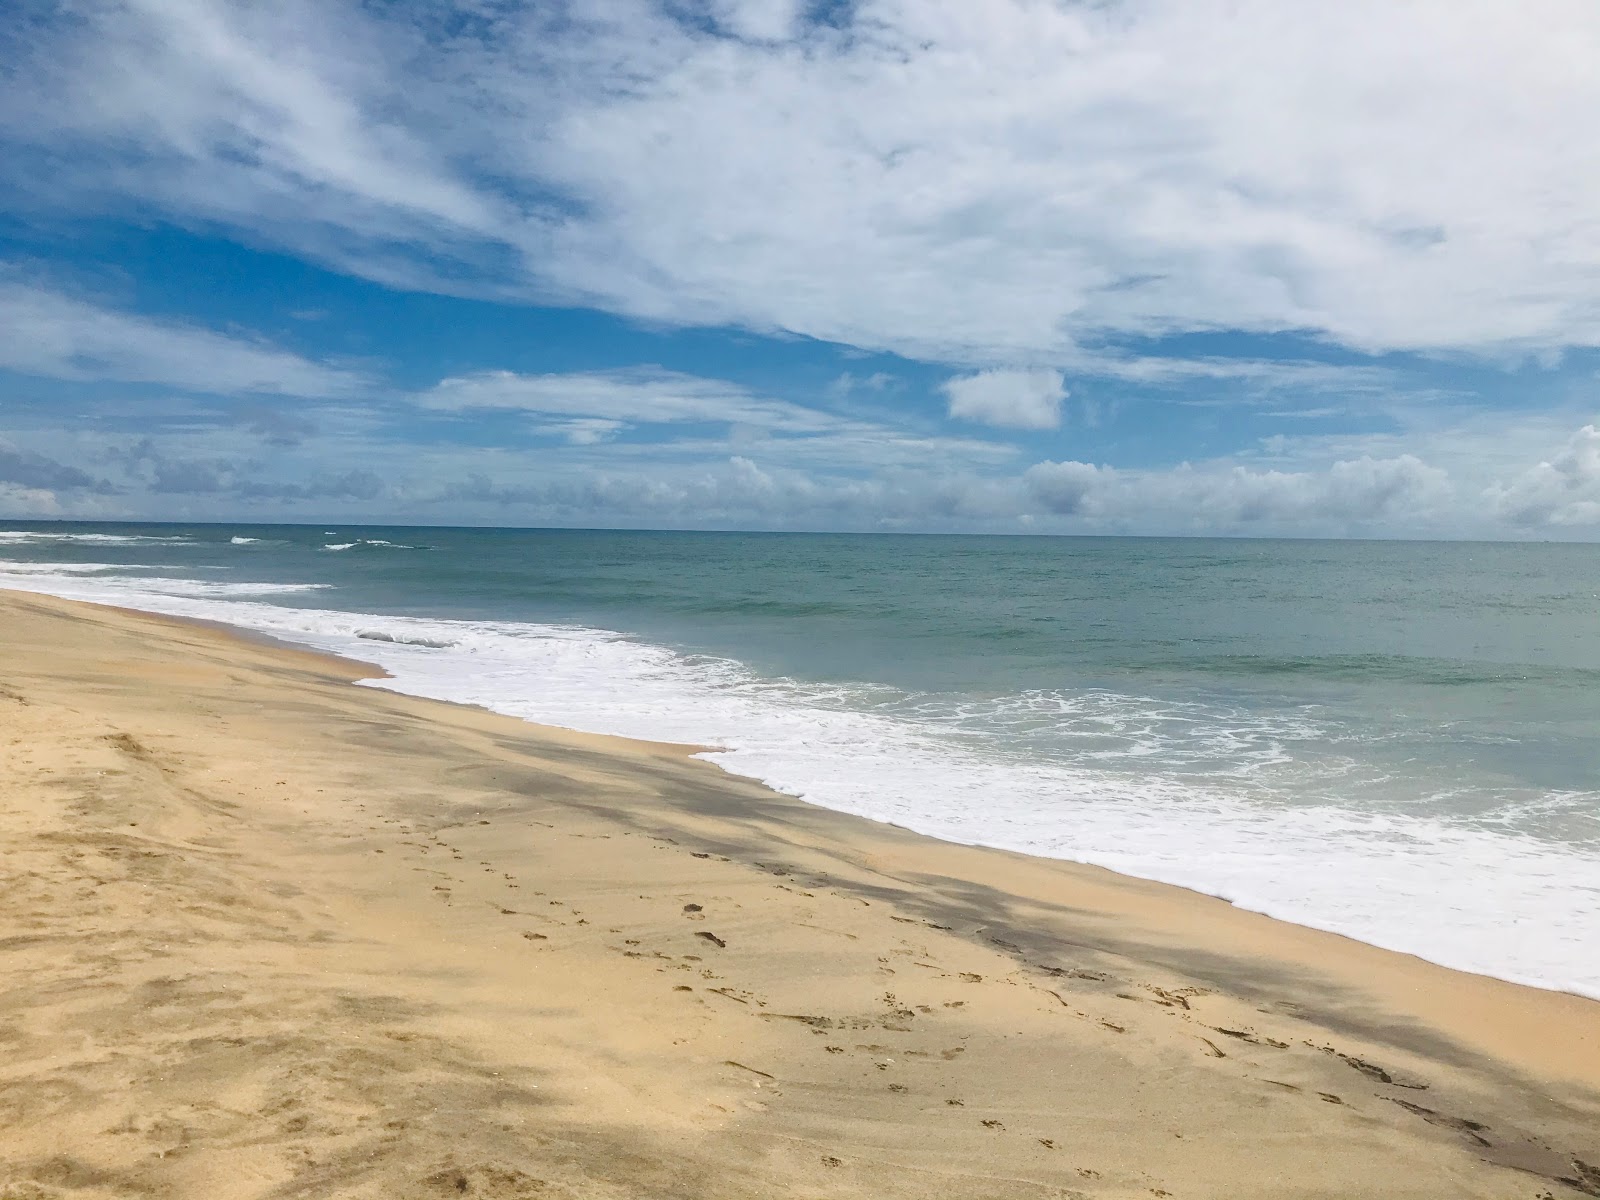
(1, 589, 1596, 1198)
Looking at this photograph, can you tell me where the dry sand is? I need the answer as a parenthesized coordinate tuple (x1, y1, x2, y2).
(1, 588, 1596, 1199)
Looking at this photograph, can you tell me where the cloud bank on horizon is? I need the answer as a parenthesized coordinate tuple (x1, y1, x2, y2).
(1, 0, 1599, 536)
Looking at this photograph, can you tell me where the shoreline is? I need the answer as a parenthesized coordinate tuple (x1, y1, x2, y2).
(2, 588, 1597, 1197)
(6, 570, 1594, 1004)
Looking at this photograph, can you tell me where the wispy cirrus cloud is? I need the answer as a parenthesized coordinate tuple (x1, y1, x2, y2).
(0, 278, 367, 397)
(7, 1, 1600, 368)
(414, 366, 1021, 465)
(409, 364, 1024, 467)
(416, 367, 840, 432)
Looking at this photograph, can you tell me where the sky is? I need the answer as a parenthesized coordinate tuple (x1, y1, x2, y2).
(2, 0, 1600, 537)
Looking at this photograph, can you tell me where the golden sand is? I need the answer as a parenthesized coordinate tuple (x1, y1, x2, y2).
(1, 589, 1596, 1198)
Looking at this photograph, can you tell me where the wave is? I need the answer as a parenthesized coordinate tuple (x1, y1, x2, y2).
(1140, 652, 1600, 688)
(0, 530, 194, 545)
(0, 561, 138, 575)
(0, 567, 327, 598)
(230, 536, 262, 545)
(129, 579, 331, 598)
(356, 629, 456, 648)
(2, 558, 1596, 1000)
(323, 538, 421, 552)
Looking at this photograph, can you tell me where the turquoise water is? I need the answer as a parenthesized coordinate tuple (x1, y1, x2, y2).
(3, 523, 1597, 994)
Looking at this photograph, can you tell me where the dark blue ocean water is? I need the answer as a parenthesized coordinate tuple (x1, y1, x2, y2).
(3, 522, 1596, 994)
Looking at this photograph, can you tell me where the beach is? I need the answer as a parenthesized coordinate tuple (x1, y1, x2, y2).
(1, 588, 1596, 1199)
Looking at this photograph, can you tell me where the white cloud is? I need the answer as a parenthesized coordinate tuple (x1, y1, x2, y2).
(706, 0, 808, 42)
(828, 371, 898, 399)
(416, 366, 1022, 468)
(0, 482, 64, 517)
(417, 367, 844, 432)
(1, 0, 505, 272)
(1025, 454, 1453, 530)
(8, 1, 1600, 365)
(1486, 424, 1600, 526)
(18, 403, 1600, 536)
(0, 279, 364, 397)
(1023, 459, 1104, 516)
(943, 368, 1066, 430)
(537, 418, 627, 445)
(432, 453, 1018, 528)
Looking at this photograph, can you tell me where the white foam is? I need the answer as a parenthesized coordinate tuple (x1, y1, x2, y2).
(0, 530, 194, 545)
(0, 567, 325, 599)
(230, 536, 261, 545)
(131, 578, 329, 597)
(321, 538, 418, 551)
(4, 560, 1597, 1000)
(0, 561, 135, 575)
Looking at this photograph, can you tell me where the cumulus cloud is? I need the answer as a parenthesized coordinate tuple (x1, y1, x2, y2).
(943, 369, 1066, 430)
(7, 1, 1600, 366)
(0, 279, 365, 397)
(1023, 459, 1104, 516)
(1486, 424, 1600, 526)
(9, 389, 1600, 536)
(1025, 454, 1452, 530)
(0, 437, 112, 493)
(0, 482, 65, 517)
(432, 454, 1015, 528)
(237, 470, 388, 502)
(0, 437, 124, 516)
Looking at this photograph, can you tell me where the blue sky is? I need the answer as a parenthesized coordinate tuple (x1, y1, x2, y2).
(2, 0, 1600, 536)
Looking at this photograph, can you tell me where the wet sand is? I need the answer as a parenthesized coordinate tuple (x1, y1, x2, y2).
(1, 588, 1596, 1199)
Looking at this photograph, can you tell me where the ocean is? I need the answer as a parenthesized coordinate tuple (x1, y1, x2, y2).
(2, 522, 1596, 997)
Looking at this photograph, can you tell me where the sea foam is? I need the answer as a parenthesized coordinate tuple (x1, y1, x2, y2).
(0, 531, 194, 545)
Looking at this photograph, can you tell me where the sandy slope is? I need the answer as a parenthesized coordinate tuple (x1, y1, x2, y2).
(0, 589, 1596, 1199)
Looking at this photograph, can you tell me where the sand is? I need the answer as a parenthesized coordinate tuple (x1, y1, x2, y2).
(0, 589, 1596, 1200)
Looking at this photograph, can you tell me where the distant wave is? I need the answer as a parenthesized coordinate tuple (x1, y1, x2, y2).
(322, 538, 422, 552)
(0, 530, 194, 546)
(1135, 652, 1600, 688)
(230, 536, 262, 545)
(116, 578, 330, 598)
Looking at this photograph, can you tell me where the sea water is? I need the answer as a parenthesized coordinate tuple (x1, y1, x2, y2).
(2, 523, 1596, 996)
